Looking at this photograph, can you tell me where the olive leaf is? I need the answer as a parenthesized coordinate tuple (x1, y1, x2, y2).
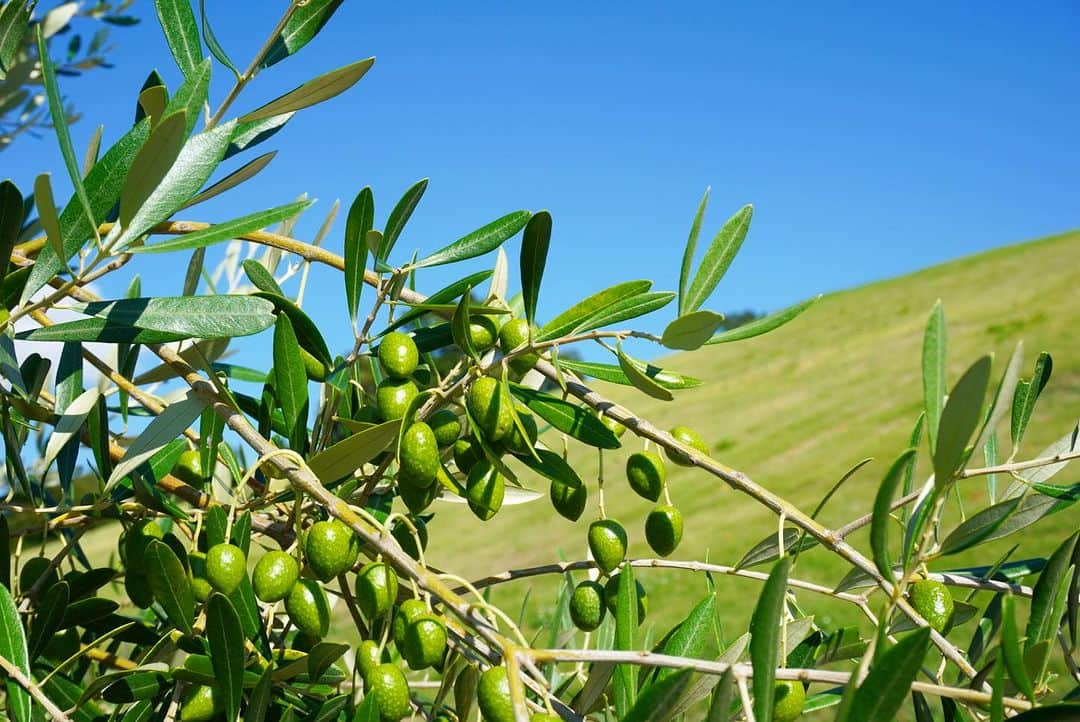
(240, 57, 375, 123)
(836, 628, 931, 722)
(705, 295, 819, 345)
(154, 0, 202, 77)
(0, 582, 30, 722)
(207, 594, 245, 722)
(144, 540, 195, 635)
(923, 301, 946, 453)
(378, 178, 427, 262)
(661, 309, 725, 351)
(750, 558, 789, 722)
(183, 151, 277, 209)
(261, 0, 343, 68)
(131, 199, 313, 254)
(557, 357, 702, 390)
(870, 448, 917, 579)
(617, 347, 673, 402)
(678, 187, 710, 316)
(933, 354, 991, 486)
(682, 204, 752, 314)
(520, 210, 552, 325)
(345, 186, 374, 323)
(414, 210, 531, 269)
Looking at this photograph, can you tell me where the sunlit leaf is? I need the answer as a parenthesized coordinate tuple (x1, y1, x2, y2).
(923, 301, 946, 453)
(131, 199, 312, 254)
(155, 0, 203, 77)
(344, 186, 373, 323)
(414, 210, 530, 269)
(683, 204, 752, 313)
(239, 57, 374, 123)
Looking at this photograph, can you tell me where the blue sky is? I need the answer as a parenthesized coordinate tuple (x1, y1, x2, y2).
(5, 1, 1079, 364)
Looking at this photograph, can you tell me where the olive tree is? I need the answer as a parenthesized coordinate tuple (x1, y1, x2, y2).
(0, 2, 1077, 721)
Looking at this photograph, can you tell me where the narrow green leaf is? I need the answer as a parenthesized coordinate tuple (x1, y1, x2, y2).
(261, 0, 343, 68)
(520, 210, 551, 325)
(661, 309, 726, 351)
(750, 557, 789, 722)
(678, 188, 710, 316)
(0, 179, 22, 287)
(105, 390, 206, 489)
(253, 291, 331, 368)
(21, 295, 277, 344)
(198, 0, 238, 76)
(870, 448, 917, 578)
(414, 210, 530, 269)
(225, 113, 293, 159)
(736, 529, 817, 571)
(28, 580, 68, 661)
(344, 186, 373, 323)
(1002, 594, 1036, 701)
(840, 628, 931, 722)
(990, 654, 1004, 722)
(240, 261, 281, 298)
(940, 486, 1077, 556)
(246, 667, 273, 722)
(144, 539, 195, 635)
(683, 204, 752, 313)
(120, 109, 191, 226)
(137, 85, 168, 127)
(117, 120, 237, 248)
(1026, 532, 1079, 649)
(557, 357, 702, 390)
(82, 125, 104, 177)
(132, 199, 312, 254)
(656, 594, 717, 682)
(0, 1, 31, 75)
(160, 57, 211, 137)
(923, 301, 946, 454)
(206, 593, 244, 722)
(272, 314, 307, 434)
(33, 172, 65, 262)
(0, 582, 30, 722)
(379, 270, 492, 335)
(239, 57, 374, 123)
(379, 178, 427, 262)
(17, 318, 186, 344)
(617, 347, 673, 401)
(306, 419, 401, 483)
(572, 291, 674, 335)
(1012, 352, 1053, 450)
(183, 151, 277, 209)
(42, 387, 100, 469)
(614, 564, 639, 718)
(36, 26, 97, 250)
(536, 280, 651, 342)
(451, 285, 478, 361)
(705, 668, 736, 722)
(624, 669, 694, 722)
(934, 354, 992, 485)
(974, 341, 1024, 454)
(518, 447, 584, 489)
(21, 120, 152, 303)
(307, 641, 349, 682)
(509, 384, 621, 449)
(154, 0, 202, 77)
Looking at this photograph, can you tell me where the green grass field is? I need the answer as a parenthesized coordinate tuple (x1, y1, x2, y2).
(421, 229, 1080, 695)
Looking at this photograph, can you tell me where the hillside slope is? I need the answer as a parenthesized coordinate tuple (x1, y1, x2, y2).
(427, 230, 1080, 635)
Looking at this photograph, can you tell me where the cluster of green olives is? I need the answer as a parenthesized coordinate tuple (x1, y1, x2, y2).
(376, 325, 546, 526)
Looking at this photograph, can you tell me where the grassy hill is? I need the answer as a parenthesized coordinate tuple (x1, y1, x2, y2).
(425, 229, 1080, 659)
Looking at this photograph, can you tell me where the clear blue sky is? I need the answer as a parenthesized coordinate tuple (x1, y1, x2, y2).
(5, 1, 1079, 363)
